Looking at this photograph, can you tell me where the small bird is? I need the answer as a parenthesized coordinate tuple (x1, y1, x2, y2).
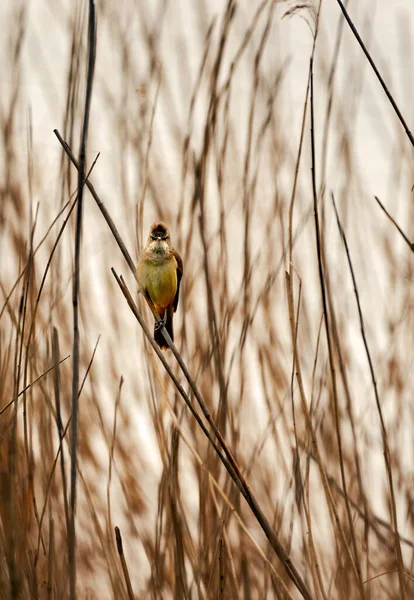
(136, 222, 183, 349)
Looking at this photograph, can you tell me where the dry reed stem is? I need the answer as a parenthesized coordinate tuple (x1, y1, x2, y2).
(310, 57, 365, 597)
(54, 119, 313, 596)
(1, 1, 412, 597)
(115, 526, 135, 600)
(68, 3, 96, 598)
(374, 195, 414, 252)
(331, 192, 406, 599)
(335, 0, 414, 146)
(111, 272, 313, 599)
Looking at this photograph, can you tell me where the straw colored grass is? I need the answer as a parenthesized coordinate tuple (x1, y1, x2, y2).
(1, 0, 413, 598)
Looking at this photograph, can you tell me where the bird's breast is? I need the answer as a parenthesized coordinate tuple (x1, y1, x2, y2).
(138, 255, 178, 309)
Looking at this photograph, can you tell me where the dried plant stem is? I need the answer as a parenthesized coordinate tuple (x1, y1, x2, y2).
(55, 125, 313, 598)
(299, 440, 414, 553)
(53, 129, 136, 274)
(2, 1, 413, 597)
(112, 272, 313, 600)
(47, 519, 54, 600)
(218, 537, 225, 599)
(33, 336, 100, 570)
(286, 273, 358, 594)
(138, 67, 162, 254)
(374, 195, 414, 251)
(310, 58, 365, 598)
(164, 395, 294, 598)
(52, 328, 70, 538)
(106, 377, 124, 546)
(286, 271, 328, 600)
(69, 2, 96, 599)
(114, 527, 134, 600)
(335, 0, 414, 146)
(0, 355, 70, 418)
(331, 192, 406, 599)
(0, 198, 71, 323)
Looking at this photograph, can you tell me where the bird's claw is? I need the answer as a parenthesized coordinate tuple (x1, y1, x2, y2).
(154, 316, 167, 331)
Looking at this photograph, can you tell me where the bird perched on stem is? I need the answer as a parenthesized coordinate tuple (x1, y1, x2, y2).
(136, 222, 183, 349)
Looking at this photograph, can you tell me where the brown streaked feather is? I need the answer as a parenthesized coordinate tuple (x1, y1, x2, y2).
(172, 249, 183, 312)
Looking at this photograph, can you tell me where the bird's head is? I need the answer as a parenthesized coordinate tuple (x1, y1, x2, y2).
(147, 222, 171, 252)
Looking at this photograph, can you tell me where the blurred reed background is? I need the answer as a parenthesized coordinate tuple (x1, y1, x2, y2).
(0, 0, 413, 598)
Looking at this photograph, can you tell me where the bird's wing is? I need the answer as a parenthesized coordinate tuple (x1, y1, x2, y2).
(172, 249, 183, 311)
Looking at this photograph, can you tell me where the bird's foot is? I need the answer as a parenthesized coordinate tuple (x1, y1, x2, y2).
(154, 315, 167, 331)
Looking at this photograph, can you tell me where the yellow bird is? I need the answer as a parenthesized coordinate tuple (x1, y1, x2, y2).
(136, 222, 183, 349)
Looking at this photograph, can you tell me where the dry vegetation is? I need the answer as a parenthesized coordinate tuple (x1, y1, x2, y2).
(0, 0, 413, 598)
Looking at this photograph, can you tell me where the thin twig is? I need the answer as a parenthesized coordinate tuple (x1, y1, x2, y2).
(331, 192, 406, 599)
(335, 0, 414, 146)
(34, 336, 100, 569)
(107, 376, 123, 546)
(191, 415, 294, 597)
(299, 438, 414, 552)
(47, 519, 54, 600)
(112, 271, 313, 600)
(56, 128, 313, 598)
(69, 2, 96, 598)
(114, 527, 134, 600)
(137, 67, 162, 255)
(374, 195, 414, 252)
(0, 356, 70, 418)
(310, 58, 365, 597)
(54, 128, 136, 274)
(52, 328, 70, 538)
(112, 271, 245, 480)
(364, 570, 414, 585)
(0, 198, 71, 322)
(218, 537, 225, 600)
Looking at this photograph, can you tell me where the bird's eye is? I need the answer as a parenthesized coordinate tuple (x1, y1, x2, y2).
(150, 233, 168, 241)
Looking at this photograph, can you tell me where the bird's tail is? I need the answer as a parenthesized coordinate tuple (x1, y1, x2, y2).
(154, 305, 174, 350)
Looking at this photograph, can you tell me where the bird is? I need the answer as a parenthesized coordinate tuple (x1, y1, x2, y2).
(136, 222, 183, 349)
